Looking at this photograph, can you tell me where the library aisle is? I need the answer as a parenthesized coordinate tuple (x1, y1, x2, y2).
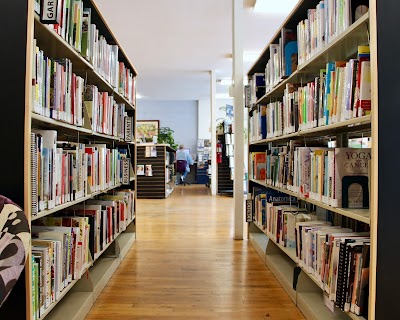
(86, 185, 304, 319)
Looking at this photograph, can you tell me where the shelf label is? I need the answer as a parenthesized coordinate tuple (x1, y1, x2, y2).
(40, 0, 62, 24)
(122, 158, 131, 185)
(246, 199, 253, 222)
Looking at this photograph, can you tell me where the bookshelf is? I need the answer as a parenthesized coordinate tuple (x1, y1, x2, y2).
(136, 144, 176, 199)
(247, 1, 376, 319)
(0, 1, 137, 319)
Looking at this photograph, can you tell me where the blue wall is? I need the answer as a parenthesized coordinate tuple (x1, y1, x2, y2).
(136, 100, 198, 155)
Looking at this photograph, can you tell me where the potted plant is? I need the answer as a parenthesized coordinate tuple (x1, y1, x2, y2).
(157, 127, 178, 149)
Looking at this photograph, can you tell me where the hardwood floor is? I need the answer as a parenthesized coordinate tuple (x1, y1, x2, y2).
(86, 185, 304, 320)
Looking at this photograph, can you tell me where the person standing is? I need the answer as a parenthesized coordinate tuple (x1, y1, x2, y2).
(176, 144, 194, 183)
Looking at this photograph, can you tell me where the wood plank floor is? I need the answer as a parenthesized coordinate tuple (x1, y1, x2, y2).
(86, 185, 305, 320)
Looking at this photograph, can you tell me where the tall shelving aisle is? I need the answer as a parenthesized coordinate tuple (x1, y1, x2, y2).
(246, 0, 378, 319)
(0, 1, 137, 319)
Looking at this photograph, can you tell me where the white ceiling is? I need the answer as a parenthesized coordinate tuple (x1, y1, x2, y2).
(93, 0, 298, 100)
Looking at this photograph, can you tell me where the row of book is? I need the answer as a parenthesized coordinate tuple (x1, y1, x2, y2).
(251, 187, 369, 317)
(39, 0, 136, 103)
(247, 1, 369, 105)
(297, 0, 369, 65)
(31, 130, 133, 215)
(32, 43, 134, 140)
(31, 190, 135, 319)
(249, 47, 371, 141)
(250, 145, 371, 208)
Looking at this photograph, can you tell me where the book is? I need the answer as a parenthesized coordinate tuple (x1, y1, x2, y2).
(333, 148, 371, 208)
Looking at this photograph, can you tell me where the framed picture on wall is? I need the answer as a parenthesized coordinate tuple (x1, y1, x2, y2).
(136, 120, 159, 143)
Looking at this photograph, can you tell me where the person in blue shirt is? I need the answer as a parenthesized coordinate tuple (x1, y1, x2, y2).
(176, 144, 194, 183)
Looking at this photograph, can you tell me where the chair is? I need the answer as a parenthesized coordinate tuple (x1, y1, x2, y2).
(0, 195, 30, 307)
(176, 160, 190, 186)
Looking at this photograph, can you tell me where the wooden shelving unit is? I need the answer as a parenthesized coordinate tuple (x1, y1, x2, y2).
(246, 1, 375, 320)
(136, 144, 176, 199)
(0, 1, 138, 319)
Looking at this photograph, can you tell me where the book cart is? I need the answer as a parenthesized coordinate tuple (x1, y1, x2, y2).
(0, 1, 137, 319)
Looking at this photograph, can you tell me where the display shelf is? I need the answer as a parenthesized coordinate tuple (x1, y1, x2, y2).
(32, 195, 92, 221)
(33, 183, 123, 221)
(0, 1, 138, 320)
(113, 89, 135, 111)
(38, 278, 80, 320)
(93, 232, 121, 262)
(248, 232, 268, 263)
(250, 116, 371, 145)
(42, 227, 136, 320)
(265, 253, 297, 303)
(38, 262, 91, 320)
(90, 257, 120, 301)
(252, 222, 297, 262)
(296, 291, 350, 320)
(45, 292, 93, 320)
(31, 113, 93, 135)
(249, 179, 371, 224)
(34, 15, 135, 112)
(299, 266, 324, 290)
(254, 13, 369, 102)
(32, 113, 127, 143)
(116, 230, 136, 260)
(346, 313, 366, 320)
(137, 144, 176, 199)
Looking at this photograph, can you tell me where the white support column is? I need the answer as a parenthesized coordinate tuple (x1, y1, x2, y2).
(232, 0, 244, 240)
(210, 70, 217, 196)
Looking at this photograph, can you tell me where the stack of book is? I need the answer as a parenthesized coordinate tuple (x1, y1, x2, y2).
(249, 105, 267, 142)
(30, 188, 135, 319)
(31, 130, 130, 215)
(250, 185, 370, 318)
(118, 63, 136, 104)
(31, 216, 90, 319)
(257, 47, 371, 140)
(32, 43, 133, 137)
(252, 187, 297, 229)
(250, 144, 371, 209)
(297, 0, 369, 65)
(83, 85, 128, 137)
(39, 1, 136, 101)
(32, 44, 85, 125)
(295, 221, 370, 318)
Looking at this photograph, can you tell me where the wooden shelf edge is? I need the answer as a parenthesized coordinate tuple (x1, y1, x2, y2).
(33, 184, 123, 220)
(249, 179, 371, 224)
(251, 222, 298, 262)
(249, 115, 371, 145)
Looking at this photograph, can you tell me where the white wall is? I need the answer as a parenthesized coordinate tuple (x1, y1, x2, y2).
(197, 98, 234, 140)
(198, 99, 211, 139)
(136, 100, 198, 154)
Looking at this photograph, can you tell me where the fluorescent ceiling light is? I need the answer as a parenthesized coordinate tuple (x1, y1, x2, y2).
(253, 0, 299, 14)
(136, 93, 143, 99)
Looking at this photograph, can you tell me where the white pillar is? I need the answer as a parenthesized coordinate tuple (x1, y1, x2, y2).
(233, 0, 244, 240)
(210, 70, 217, 196)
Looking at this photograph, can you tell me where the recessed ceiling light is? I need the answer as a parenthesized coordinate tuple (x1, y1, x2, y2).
(253, 0, 299, 14)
